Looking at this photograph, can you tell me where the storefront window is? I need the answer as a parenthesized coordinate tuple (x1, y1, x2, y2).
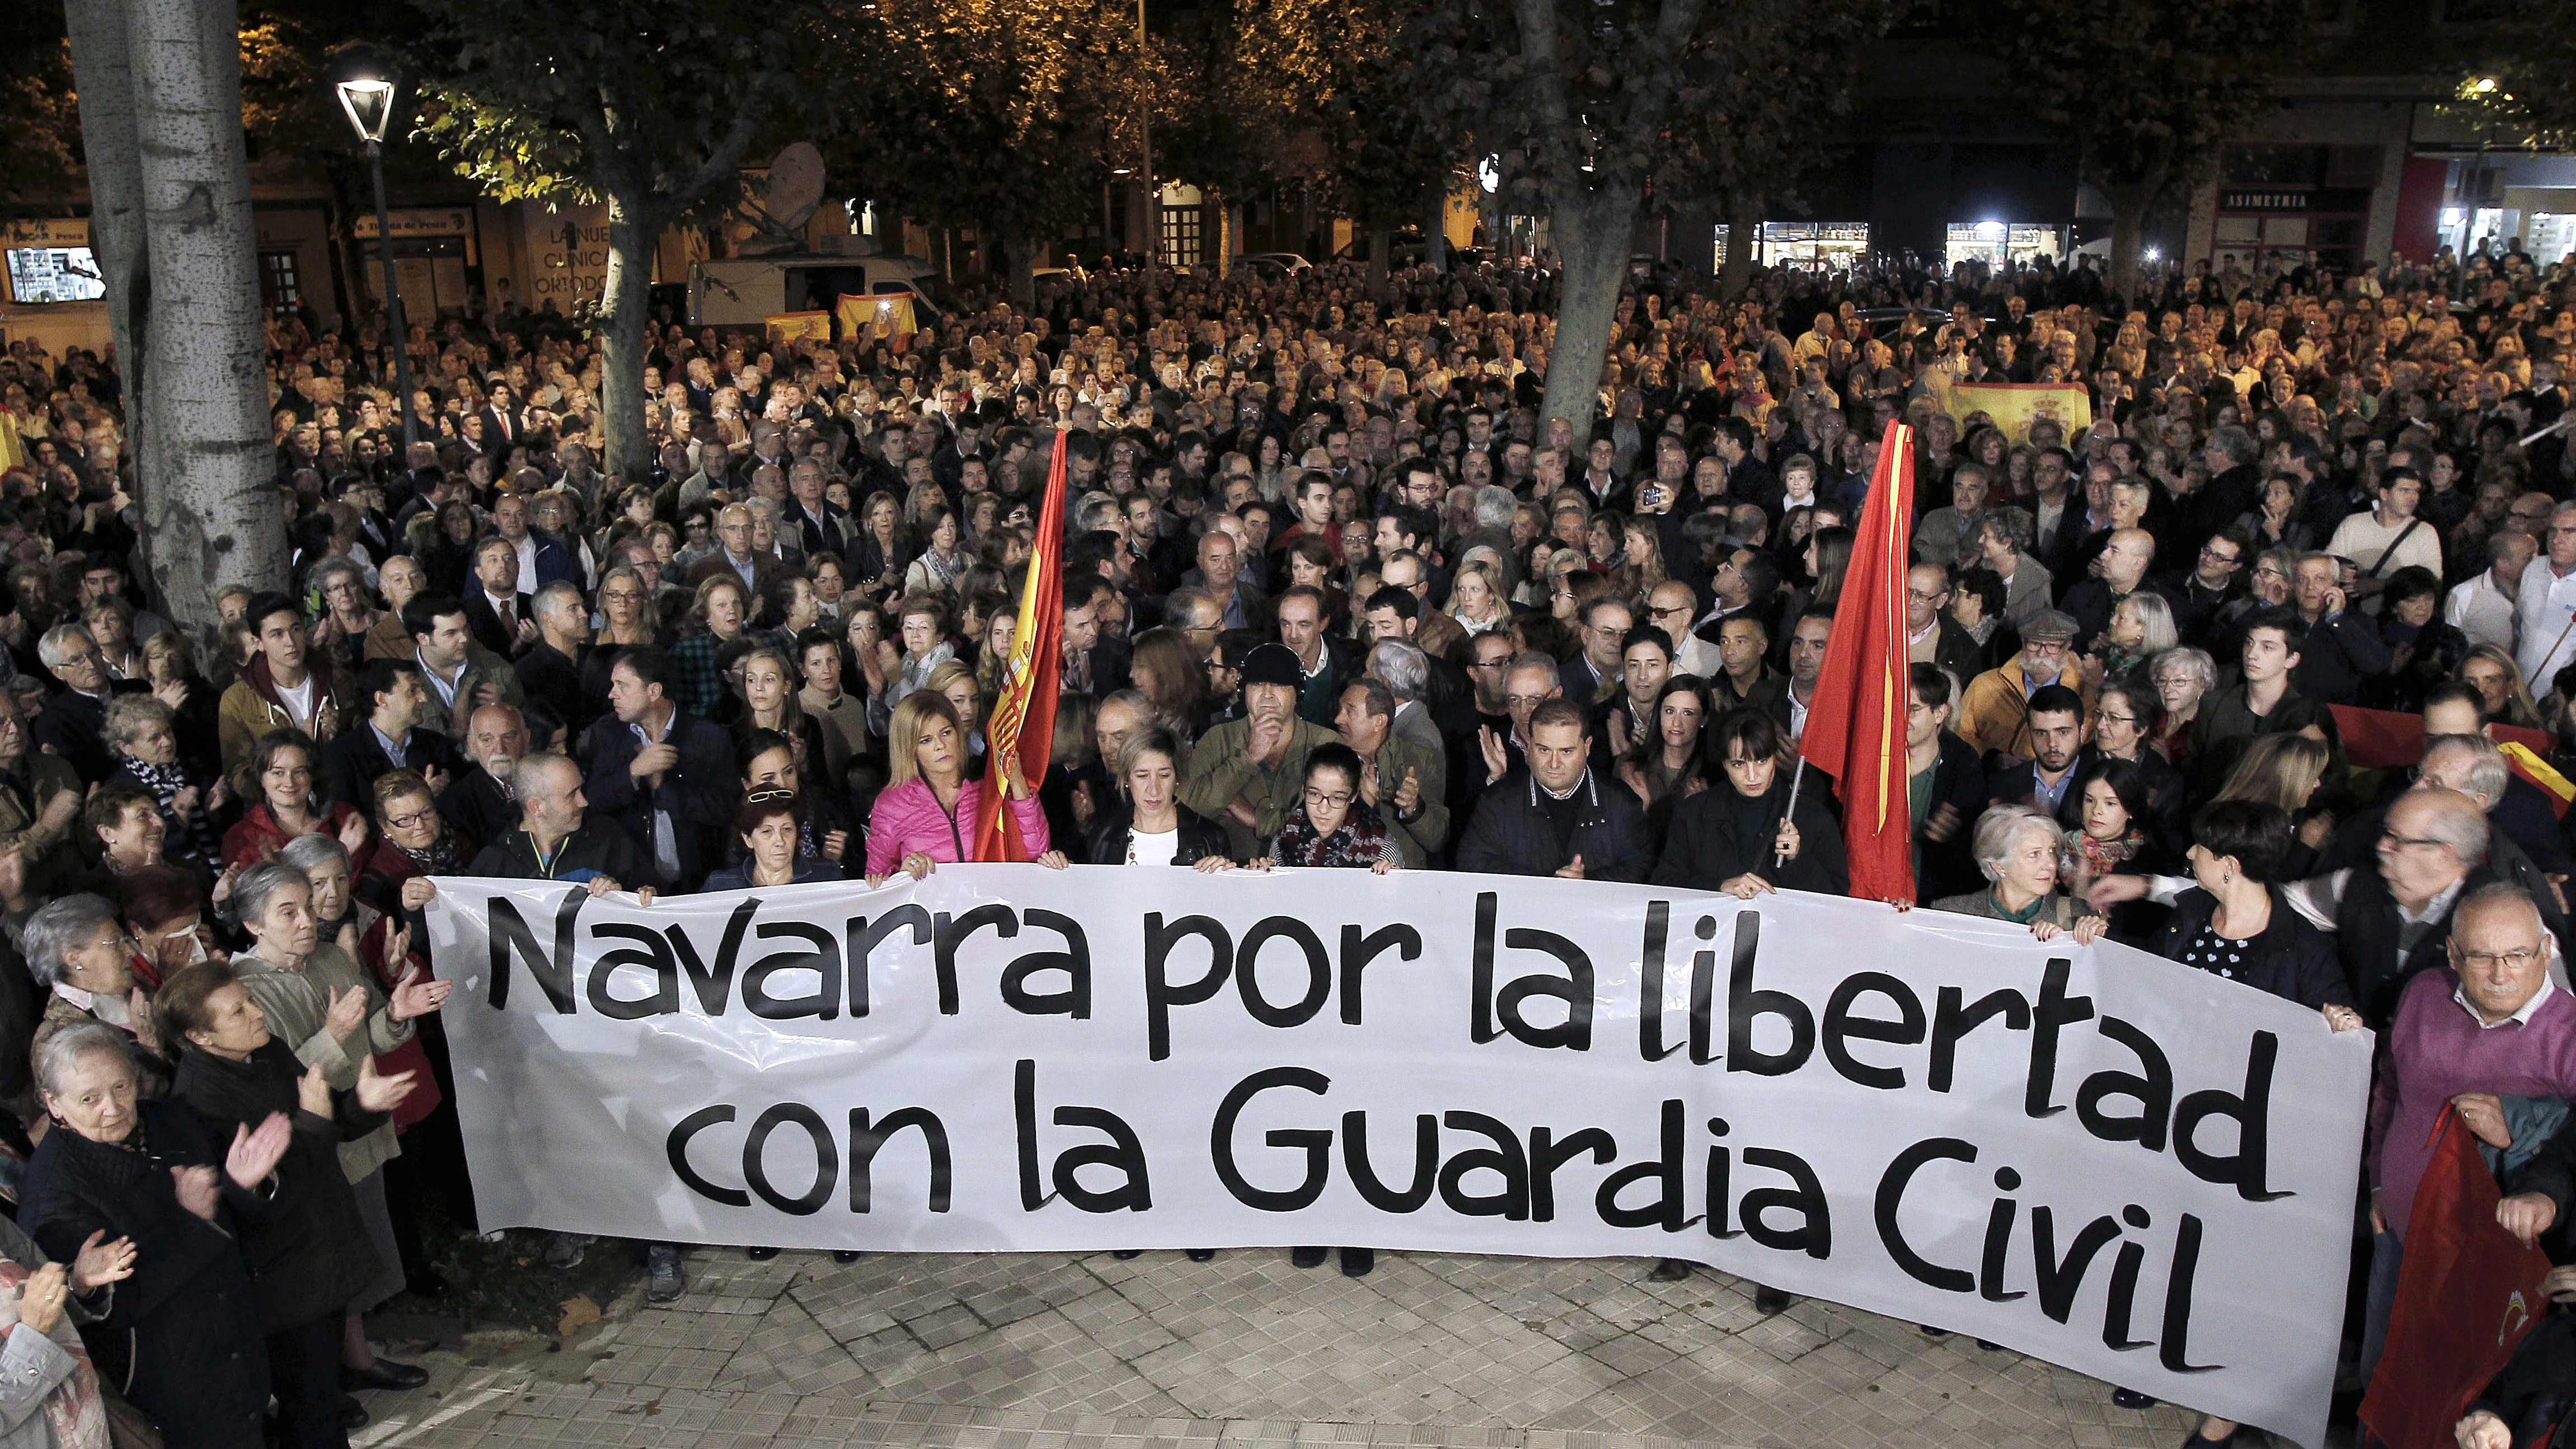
(1713, 223, 1870, 271)
(1944, 222, 2061, 270)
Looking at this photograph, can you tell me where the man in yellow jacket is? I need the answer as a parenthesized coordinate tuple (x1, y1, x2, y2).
(1954, 608, 2096, 763)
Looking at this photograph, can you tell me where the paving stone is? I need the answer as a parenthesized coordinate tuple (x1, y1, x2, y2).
(342, 1250, 2356, 1449)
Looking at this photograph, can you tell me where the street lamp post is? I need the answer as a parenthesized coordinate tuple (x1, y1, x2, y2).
(335, 77, 419, 450)
(1136, 0, 1156, 267)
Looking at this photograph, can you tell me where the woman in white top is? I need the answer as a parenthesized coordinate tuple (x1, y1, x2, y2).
(1080, 730, 1230, 869)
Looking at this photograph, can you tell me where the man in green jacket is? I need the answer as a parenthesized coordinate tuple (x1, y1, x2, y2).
(1181, 644, 1335, 860)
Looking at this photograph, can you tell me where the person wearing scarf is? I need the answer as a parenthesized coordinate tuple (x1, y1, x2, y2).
(1258, 742, 1393, 1281)
(1266, 744, 1401, 872)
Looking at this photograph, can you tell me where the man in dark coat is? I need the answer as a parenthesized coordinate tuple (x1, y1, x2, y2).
(1454, 700, 1655, 881)
(467, 751, 656, 891)
(575, 647, 735, 892)
(514, 582, 598, 742)
(321, 659, 463, 811)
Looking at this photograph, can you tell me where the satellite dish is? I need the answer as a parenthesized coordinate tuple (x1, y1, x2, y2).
(764, 143, 825, 232)
(736, 142, 827, 255)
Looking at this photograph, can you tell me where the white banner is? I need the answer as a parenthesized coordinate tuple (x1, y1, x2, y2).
(424, 867, 2370, 1446)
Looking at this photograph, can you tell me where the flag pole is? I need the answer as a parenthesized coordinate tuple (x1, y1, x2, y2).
(1775, 757, 1805, 870)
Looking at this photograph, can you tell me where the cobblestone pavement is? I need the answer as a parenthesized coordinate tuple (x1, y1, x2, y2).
(348, 1246, 2247, 1449)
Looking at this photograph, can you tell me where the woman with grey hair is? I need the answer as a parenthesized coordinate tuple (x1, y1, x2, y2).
(1926, 804, 2108, 944)
(227, 860, 449, 1399)
(104, 695, 224, 868)
(20, 1022, 273, 1449)
(21, 897, 164, 1091)
(1972, 508, 2053, 627)
(2148, 646, 2217, 766)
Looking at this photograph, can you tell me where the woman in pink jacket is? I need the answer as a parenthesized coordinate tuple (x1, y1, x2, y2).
(866, 691, 1067, 884)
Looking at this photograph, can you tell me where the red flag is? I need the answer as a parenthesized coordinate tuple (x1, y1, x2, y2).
(2358, 1105, 2555, 1449)
(970, 432, 1071, 861)
(1795, 420, 1917, 902)
(2329, 705, 2568, 818)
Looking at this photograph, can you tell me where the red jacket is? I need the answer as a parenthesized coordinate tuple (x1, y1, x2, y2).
(220, 800, 365, 870)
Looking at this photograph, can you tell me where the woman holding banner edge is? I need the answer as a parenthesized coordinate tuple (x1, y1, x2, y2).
(865, 691, 1066, 885)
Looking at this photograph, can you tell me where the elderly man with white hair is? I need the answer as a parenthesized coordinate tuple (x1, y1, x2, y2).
(2358, 883, 2576, 1386)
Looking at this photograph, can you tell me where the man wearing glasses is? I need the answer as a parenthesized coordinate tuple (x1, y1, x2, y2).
(1902, 564, 1981, 688)
(2516, 499, 2576, 688)
(2162, 527, 2251, 647)
(2356, 883, 2576, 1388)
(2092, 787, 2502, 1031)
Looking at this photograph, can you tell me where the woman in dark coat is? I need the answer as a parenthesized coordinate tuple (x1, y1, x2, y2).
(1083, 729, 1232, 867)
(2127, 799, 2365, 1443)
(1650, 707, 1847, 897)
(157, 963, 415, 1449)
(2150, 799, 2360, 1015)
(19, 1021, 286, 1449)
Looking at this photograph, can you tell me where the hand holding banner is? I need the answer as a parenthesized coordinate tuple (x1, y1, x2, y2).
(427, 867, 2372, 1446)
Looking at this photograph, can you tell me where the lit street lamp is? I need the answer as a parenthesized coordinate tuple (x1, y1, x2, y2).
(336, 75, 420, 449)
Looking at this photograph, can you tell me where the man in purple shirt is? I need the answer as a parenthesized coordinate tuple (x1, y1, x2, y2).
(2362, 883, 2576, 1384)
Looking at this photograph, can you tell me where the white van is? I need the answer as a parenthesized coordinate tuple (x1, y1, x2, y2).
(686, 251, 944, 327)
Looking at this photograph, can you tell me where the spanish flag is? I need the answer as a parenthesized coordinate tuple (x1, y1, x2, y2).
(972, 430, 1071, 861)
(1795, 420, 1917, 902)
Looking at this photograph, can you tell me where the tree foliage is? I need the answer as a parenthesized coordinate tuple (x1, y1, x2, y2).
(1236, 0, 1465, 247)
(413, 0, 805, 476)
(0, 0, 76, 214)
(2444, 16, 2576, 149)
(412, 0, 799, 222)
(811, 0, 1132, 292)
(1972, 0, 2320, 298)
(1380, 0, 1890, 430)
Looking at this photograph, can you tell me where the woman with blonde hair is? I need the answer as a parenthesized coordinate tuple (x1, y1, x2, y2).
(2460, 643, 2546, 730)
(974, 603, 1020, 701)
(2213, 732, 2330, 814)
(924, 658, 987, 763)
(865, 691, 1061, 884)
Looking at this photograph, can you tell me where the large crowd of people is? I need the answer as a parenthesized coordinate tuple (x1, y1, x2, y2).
(0, 236, 2573, 1446)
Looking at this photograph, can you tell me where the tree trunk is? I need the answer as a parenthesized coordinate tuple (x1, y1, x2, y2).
(2107, 186, 2151, 311)
(1366, 226, 1390, 299)
(1208, 190, 1230, 280)
(1720, 191, 1760, 302)
(323, 156, 370, 332)
(1001, 231, 1038, 313)
(124, 0, 281, 644)
(598, 199, 658, 483)
(1427, 182, 1449, 271)
(63, 0, 142, 384)
(1720, 192, 1762, 301)
(1537, 179, 1639, 443)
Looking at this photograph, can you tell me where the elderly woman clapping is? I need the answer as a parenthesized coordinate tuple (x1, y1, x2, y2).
(226, 859, 448, 1404)
(159, 962, 416, 1449)
(1926, 804, 2109, 945)
(18, 1021, 283, 1449)
(24, 895, 162, 1070)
